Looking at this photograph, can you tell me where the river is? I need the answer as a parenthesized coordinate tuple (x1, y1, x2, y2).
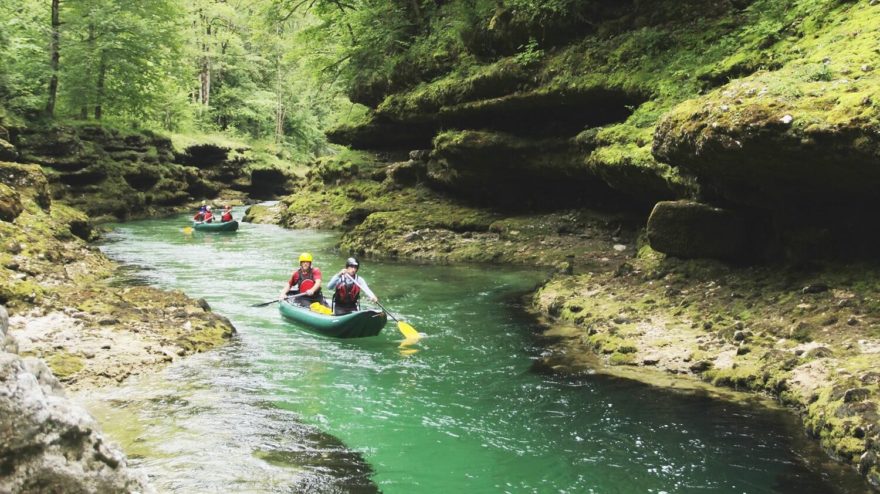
(81, 208, 867, 493)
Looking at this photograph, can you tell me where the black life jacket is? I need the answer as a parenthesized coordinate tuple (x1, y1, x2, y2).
(333, 276, 361, 307)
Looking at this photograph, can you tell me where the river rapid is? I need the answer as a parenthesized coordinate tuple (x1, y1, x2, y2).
(79, 208, 868, 493)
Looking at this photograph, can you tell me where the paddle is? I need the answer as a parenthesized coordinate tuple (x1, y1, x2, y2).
(251, 293, 307, 307)
(342, 273, 420, 340)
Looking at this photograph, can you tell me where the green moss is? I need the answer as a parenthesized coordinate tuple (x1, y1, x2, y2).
(609, 352, 637, 365)
(175, 321, 234, 353)
(45, 352, 84, 380)
(704, 363, 765, 390)
(0, 276, 45, 307)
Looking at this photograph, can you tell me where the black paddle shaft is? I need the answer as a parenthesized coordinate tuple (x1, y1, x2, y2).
(251, 293, 306, 307)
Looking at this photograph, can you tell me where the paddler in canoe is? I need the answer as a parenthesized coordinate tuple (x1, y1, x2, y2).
(193, 205, 215, 223)
(279, 252, 328, 308)
(220, 204, 233, 222)
(326, 257, 378, 315)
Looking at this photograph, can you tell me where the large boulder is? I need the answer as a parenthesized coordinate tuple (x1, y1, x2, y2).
(0, 183, 23, 222)
(647, 200, 752, 260)
(0, 162, 52, 210)
(0, 306, 153, 493)
(0, 138, 17, 161)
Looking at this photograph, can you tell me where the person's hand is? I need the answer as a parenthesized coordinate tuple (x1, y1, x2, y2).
(306, 288, 315, 296)
(370, 296, 378, 303)
(278, 293, 286, 300)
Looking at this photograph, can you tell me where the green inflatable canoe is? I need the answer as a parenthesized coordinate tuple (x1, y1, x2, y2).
(192, 220, 239, 232)
(278, 300, 387, 338)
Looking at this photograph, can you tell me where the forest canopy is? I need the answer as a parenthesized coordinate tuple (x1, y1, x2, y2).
(0, 0, 580, 156)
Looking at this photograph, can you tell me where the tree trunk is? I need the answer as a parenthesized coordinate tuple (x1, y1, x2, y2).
(81, 23, 95, 121)
(200, 61, 211, 107)
(45, 0, 61, 117)
(94, 54, 106, 120)
(275, 62, 284, 144)
(198, 21, 212, 108)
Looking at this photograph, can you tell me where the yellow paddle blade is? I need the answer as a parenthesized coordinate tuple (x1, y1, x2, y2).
(310, 302, 332, 315)
(182, 227, 193, 234)
(398, 346, 419, 356)
(397, 321, 420, 340)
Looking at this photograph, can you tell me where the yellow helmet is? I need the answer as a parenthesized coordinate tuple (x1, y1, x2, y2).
(298, 252, 313, 263)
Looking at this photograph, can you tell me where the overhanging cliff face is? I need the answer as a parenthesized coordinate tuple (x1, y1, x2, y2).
(652, 53, 880, 259)
(327, 0, 880, 260)
(328, 84, 656, 211)
(427, 129, 619, 211)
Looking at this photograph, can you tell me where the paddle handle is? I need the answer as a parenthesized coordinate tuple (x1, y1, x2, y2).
(342, 273, 398, 322)
(251, 293, 307, 307)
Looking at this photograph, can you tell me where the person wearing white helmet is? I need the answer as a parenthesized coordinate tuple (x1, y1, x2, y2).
(326, 257, 378, 315)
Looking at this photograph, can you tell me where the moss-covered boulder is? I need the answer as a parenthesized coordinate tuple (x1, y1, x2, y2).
(0, 162, 51, 210)
(0, 138, 16, 161)
(646, 200, 752, 260)
(653, 73, 880, 210)
(0, 183, 22, 222)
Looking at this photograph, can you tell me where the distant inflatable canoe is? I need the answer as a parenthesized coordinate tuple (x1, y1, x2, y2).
(192, 220, 239, 232)
(278, 300, 387, 338)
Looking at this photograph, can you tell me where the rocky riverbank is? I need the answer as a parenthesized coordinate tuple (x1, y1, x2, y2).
(1, 305, 153, 493)
(1, 160, 236, 389)
(249, 148, 879, 489)
(1, 158, 237, 491)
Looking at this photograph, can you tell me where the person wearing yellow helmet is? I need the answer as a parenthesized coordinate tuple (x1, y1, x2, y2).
(279, 252, 325, 307)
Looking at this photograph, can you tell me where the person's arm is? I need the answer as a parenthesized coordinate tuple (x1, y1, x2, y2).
(354, 275, 378, 302)
(326, 272, 342, 290)
(307, 268, 322, 295)
(279, 273, 296, 299)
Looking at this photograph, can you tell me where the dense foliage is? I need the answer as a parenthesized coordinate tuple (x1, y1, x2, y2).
(0, 0, 363, 157)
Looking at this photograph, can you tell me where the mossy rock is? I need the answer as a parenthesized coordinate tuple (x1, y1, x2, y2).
(646, 200, 752, 260)
(49, 202, 94, 241)
(0, 162, 51, 209)
(45, 352, 84, 381)
(0, 183, 23, 222)
(0, 138, 17, 161)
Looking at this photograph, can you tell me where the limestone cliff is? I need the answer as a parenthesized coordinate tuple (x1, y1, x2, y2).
(7, 124, 296, 221)
(327, 0, 880, 260)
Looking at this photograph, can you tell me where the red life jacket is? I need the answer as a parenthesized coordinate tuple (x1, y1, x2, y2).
(334, 276, 361, 306)
(221, 211, 232, 222)
(290, 268, 322, 296)
(193, 212, 203, 221)
(204, 211, 214, 222)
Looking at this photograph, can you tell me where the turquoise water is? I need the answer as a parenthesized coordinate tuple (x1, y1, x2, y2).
(86, 209, 868, 493)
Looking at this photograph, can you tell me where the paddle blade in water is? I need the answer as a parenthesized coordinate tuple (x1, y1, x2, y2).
(183, 227, 193, 234)
(397, 321, 420, 340)
(310, 302, 332, 315)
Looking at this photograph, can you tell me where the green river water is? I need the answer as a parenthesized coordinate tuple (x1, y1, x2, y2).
(83, 208, 868, 493)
